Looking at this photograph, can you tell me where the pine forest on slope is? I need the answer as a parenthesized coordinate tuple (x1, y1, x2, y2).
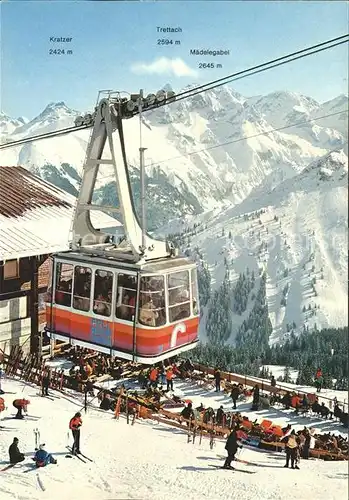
(1, 86, 348, 344)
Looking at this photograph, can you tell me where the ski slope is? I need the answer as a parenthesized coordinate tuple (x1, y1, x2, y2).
(161, 148, 348, 343)
(0, 377, 347, 500)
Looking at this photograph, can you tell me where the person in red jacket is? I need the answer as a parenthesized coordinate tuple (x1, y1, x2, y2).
(13, 399, 30, 419)
(149, 367, 158, 388)
(166, 367, 174, 392)
(69, 412, 82, 455)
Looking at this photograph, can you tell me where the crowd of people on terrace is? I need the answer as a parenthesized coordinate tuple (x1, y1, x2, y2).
(53, 346, 348, 458)
(178, 401, 348, 457)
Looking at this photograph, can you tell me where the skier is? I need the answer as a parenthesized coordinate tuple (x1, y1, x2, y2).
(9, 437, 25, 464)
(251, 385, 260, 411)
(302, 429, 311, 459)
(41, 369, 51, 396)
(315, 368, 323, 393)
(83, 378, 94, 397)
(33, 444, 57, 467)
(100, 392, 112, 411)
(216, 405, 225, 425)
(284, 430, 299, 469)
(69, 411, 82, 455)
(158, 364, 166, 386)
(214, 368, 221, 392)
(222, 425, 243, 469)
(203, 407, 215, 424)
(166, 366, 174, 392)
(12, 398, 30, 419)
(138, 370, 148, 389)
(180, 402, 195, 425)
(230, 384, 240, 410)
(0, 396, 5, 414)
(149, 366, 158, 388)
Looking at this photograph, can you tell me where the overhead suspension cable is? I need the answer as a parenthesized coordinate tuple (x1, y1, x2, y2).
(0, 124, 90, 149)
(162, 34, 349, 102)
(170, 39, 348, 107)
(1, 34, 347, 150)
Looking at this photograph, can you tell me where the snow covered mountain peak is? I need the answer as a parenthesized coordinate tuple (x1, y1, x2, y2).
(0, 112, 25, 136)
(38, 101, 78, 120)
(10, 101, 79, 138)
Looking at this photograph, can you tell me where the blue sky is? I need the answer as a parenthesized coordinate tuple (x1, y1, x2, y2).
(2, 1, 348, 119)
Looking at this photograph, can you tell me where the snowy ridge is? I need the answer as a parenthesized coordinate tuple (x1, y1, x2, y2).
(1, 88, 347, 221)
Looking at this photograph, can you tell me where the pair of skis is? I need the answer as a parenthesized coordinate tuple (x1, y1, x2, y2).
(38, 393, 56, 401)
(0, 464, 16, 472)
(216, 454, 261, 467)
(65, 446, 93, 463)
(208, 464, 257, 474)
(66, 430, 93, 463)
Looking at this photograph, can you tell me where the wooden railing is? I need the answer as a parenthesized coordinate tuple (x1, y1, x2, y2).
(192, 363, 348, 410)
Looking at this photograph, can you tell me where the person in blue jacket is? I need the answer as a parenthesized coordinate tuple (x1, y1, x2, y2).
(34, 444, 57, 467)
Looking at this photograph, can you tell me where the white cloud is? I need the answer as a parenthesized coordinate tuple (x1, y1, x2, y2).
(130, 57, 198, 78)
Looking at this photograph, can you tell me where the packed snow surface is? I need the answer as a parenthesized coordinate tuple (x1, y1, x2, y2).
(0, 377, 347, 500)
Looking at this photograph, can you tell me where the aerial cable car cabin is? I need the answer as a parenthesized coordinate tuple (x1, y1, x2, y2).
(45, 90, 200, 363)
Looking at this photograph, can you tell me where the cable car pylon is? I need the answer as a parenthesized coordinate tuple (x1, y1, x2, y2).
(71, 92, 176, 263)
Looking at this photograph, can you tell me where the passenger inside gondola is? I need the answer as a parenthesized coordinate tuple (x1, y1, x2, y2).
(139, 294, 159, 327)
(115, 274, 137, 322)
(55, 280, 71, 307)
(128, 293, 136, 316)
(93, 270, 113, 317)
(138, 276, 166, 327)
(54, 263, 74, 307)
(152, 292, 166, 326)
(73, 266, 91, 312)
(93, 293, 111, 316)
(116, 291, 135, 321)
